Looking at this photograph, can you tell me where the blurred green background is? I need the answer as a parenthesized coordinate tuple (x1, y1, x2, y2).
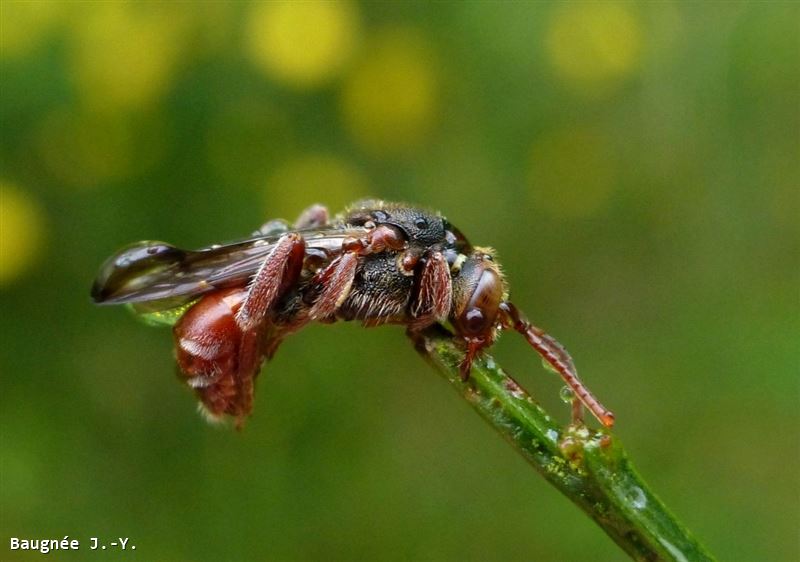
(1, 2, 798, 561)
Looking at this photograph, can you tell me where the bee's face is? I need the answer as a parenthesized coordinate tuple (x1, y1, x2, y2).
(451, 248, 507, 341)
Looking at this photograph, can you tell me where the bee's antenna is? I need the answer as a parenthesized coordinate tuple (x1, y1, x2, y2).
(499, 302, 615, 428)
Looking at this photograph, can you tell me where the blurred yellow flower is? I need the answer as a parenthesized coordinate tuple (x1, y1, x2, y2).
(546, 3, 642, 96)
(528, 129, 616, 218)
(341, 28, 438, 155)
(0, 1, 65, 58)
(246, 1, 360, 89)
(68, 4, 184, 112)
(264, 154, 368, 219)
(0, 183, 46, 286)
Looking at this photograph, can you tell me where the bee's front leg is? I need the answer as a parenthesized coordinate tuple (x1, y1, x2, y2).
(498, 302, 615, 428)
(408, 250, 452, 330)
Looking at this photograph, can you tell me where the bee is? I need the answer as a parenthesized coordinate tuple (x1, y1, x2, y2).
(92, 200, 614, 428)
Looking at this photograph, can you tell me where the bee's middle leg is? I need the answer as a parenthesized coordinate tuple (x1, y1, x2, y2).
(306, 224, 408, 321)
(294, 204, 329, 229)
(253, 204, 329, 236)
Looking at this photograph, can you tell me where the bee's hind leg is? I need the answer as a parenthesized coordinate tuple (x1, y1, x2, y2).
(305, 224, 407, 321)
(232, 233, 307, 426)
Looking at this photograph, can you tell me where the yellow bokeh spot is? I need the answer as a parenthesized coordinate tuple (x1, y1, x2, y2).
(264, 154, 368, 219)
(0, 183, 46, 286)
(68, 4, 184, 112)
(0, 1, 65, 58)
(528, 129, 616, 218)
(546, 3, 642, 95)
(341, 28, 438, 155)
(246, 1, 360, 89)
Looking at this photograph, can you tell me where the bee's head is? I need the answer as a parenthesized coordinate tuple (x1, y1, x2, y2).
(450, 248, 508, 342)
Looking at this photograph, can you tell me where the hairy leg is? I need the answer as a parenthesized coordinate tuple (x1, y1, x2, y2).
(231, 233, 306, 424)
(409, 250, 453, 330)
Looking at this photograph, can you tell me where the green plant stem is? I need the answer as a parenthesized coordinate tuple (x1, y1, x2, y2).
(412, 326, 716, 562)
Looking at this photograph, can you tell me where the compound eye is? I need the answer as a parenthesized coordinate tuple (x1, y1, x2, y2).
(463, 308, 486, 334)
(459, 269, 503, 336)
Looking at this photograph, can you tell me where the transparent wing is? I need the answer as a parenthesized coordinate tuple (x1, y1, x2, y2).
(91, 228, 366, 307)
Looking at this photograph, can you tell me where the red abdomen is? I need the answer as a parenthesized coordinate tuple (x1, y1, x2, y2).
(173, 287, 248, 417)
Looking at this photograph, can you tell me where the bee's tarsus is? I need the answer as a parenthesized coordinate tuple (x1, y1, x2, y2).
(499, 301, 615, 428)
